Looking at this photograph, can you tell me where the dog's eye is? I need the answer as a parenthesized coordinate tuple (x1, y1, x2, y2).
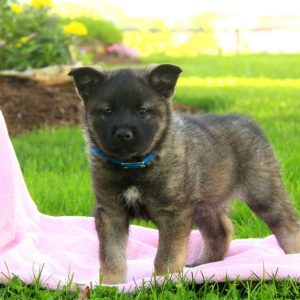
(137, 108, 147, 115)
(103, 108, 112, 115)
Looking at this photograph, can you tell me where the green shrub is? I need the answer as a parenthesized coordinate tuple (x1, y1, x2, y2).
(0, 0, 88, 71)
(60, 16, 123, 45)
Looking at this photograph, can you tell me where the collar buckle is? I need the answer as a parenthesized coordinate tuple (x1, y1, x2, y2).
(121, 162, 146, 169)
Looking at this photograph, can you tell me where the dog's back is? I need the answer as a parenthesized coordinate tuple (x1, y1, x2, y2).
(171, 112, 280, 202)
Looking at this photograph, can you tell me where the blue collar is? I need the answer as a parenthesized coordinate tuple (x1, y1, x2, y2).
(91, 146, 156, 169)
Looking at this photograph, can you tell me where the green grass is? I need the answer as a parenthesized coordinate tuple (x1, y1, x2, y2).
(12, 127, 94, 216)
(6, 54, 300, 298)
(2, 274, 300, 299)
(146, 54, 300, 78)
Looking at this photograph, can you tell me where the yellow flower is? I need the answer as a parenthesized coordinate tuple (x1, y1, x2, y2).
(31, 0, 52, 9)
(11, 3, 23, 14)
(63, 21, 88, 36)
(20, 36, 30, 43)
(16, 42, 22, 47)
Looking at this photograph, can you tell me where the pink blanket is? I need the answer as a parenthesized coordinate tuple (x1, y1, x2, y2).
(0, 110, 299, 292)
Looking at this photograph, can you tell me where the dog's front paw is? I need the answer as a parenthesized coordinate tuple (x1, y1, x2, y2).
(99, 268, 126, 285)
(154, 262, 184, 276)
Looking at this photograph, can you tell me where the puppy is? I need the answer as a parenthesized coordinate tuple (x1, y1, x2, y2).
(69, 64, 300, 284)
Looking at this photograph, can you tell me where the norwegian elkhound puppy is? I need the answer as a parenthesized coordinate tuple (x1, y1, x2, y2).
(69, 64, 300, 284)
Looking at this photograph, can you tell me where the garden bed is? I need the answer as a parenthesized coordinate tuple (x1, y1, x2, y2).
(0, 75, 200, 136)
(0, 76, 80, 136)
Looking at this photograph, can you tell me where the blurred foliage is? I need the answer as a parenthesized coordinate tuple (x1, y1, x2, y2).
(124, 29, 218, 57)
(59, 16, 123, 45)
(122, 13, 219, 57)
(111, 11, 220, 57)
(1, 1, 65, 70)
(0, 0, 90, 70)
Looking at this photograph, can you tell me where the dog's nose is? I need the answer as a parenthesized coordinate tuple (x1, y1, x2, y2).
(115, 128, 134, 141)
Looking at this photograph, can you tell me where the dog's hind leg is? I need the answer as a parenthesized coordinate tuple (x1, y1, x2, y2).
(188, 208, 234, 267)
(246, 190, 300, 253)
(244, 180, 300, 254)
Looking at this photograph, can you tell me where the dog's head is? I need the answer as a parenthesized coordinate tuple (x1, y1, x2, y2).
(69, 64, 182, 160)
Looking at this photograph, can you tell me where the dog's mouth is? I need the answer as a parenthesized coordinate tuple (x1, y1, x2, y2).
(92, 134, 153, 161)
(96, 145, 141, 161)
(109, 149, 139, 160)
(99, 142, 154, 161)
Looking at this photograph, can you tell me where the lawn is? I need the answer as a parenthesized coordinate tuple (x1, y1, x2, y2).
(5, 54, 300, 298)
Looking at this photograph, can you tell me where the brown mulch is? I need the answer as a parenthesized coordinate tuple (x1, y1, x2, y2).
(0, 76, 200, 136)
(0, 76, 81, 136)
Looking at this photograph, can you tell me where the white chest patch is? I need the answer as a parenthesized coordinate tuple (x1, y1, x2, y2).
(122, 186, 141, 206)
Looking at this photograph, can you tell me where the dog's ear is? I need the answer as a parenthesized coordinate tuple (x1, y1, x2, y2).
(147, 64, 182, 98)
(68, 67, 105, 101)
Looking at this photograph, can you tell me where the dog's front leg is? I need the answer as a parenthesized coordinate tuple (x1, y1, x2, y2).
(154, 214, 192, 276)
(95, 204, 129, 284)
